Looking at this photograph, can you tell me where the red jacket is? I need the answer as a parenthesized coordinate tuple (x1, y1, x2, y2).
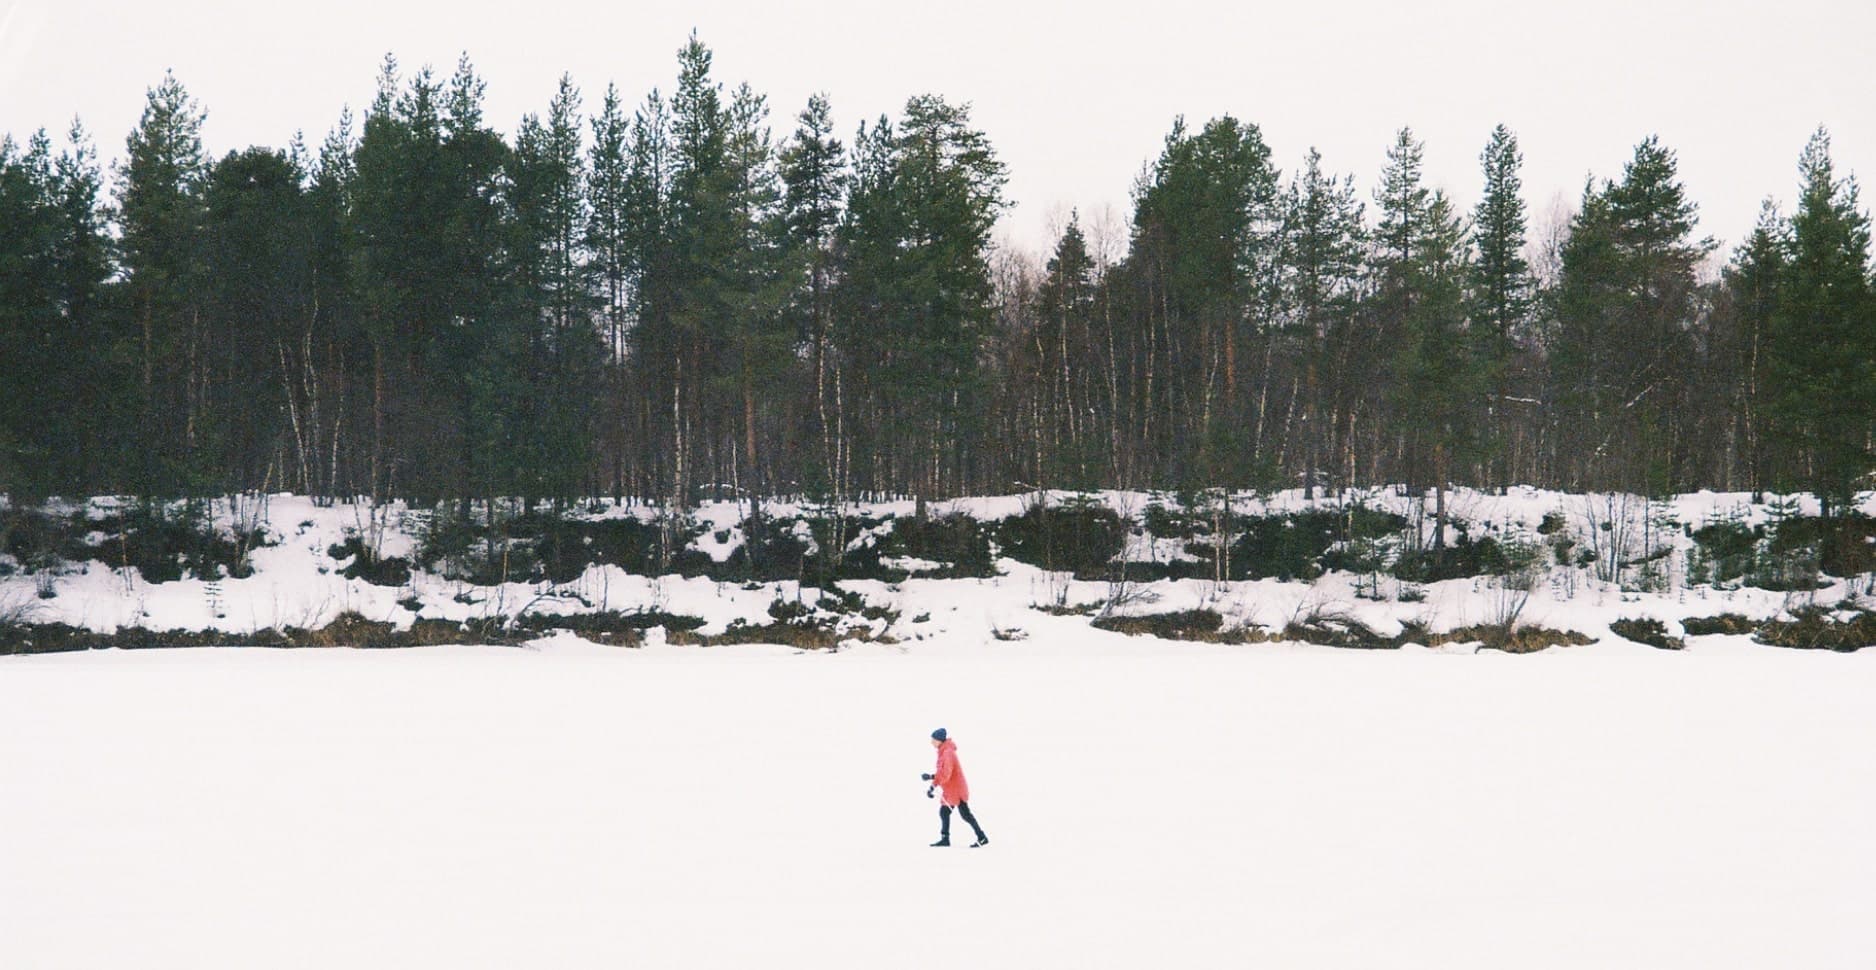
(931, 739, 970, 807)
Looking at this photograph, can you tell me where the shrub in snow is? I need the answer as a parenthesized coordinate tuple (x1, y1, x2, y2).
(328, 535, 412, 586)
(1754, 607, 1876, 652)
(1391, 532, 1513, 584)
(883, 513, 996, 579)
(3, 500, 270, 583)
(1610, 617, 1685, 651)
(1091, 609, 1266, 643)
(1282, 609, 1394, 650)
(1680, 613, 1758, 637)
(994, 498, 1126, 579)
(512, 610, 704, 645)
(1430, 624, 1595, 654)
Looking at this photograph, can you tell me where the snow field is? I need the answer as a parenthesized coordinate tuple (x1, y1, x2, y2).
(2, 640, 1872, 969)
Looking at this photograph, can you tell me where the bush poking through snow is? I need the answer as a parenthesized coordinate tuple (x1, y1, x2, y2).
(1, 501, 271, 583)
(881, 513, 997, 579)
(1434, 624, 1595, 654)
(1282, 608, 1394, 650)
(1091, 609, 1267, 643)
(1680, 613, 1758, 637)
(511, 610, 706, 645)
(0, 612, 537, 653)
(1610, 617, 1686, 651)
(1753, 607, 1876, 652)
(669, 618, 847, 650)
(994, 498, 1127, 579)
(328, 536, 413, 586)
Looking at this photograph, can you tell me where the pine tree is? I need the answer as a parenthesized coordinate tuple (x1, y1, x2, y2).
(620, 87, 675, 514)
(347, 55, 423, 498)
(588, 84, 631, 363)
(1368, 128, 1434, 495)
(1550, 137, 1711, 491)
(886, 94, 1009, 499)
(441, 53, 528, 508)
(1366, 128, 1489, 538)
(1034, 212, 1100, 486)
(49, 122, 120, 494)
(1766, 128, 1875, 514)
(1390, 189, 1481, 546)
(117, 70, 210, 494)
(283, 108, 358, 498)
(1719, 200, 1789, 493)
(664, 32, 735, 509)
(1470, 125, 1533, 487)
(1372, 127, 1430, 287)
(721, 81, 792, 508)
(200, 146, 314, 488)
(1127, 116, 1280, 485)
(835, 115, 903, 493)
(0, 132, 64, 494)
(510, 73, 601, 503)
(779, 92, 847, 497)
(1282, 148, 1365, 497)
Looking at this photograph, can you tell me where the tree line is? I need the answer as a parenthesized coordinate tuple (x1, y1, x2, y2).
(2, 35, 1872, 518)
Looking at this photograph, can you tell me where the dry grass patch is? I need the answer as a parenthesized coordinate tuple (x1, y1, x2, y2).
(1092, 609, 1271, 644)
(1754, 607, 1876, 652)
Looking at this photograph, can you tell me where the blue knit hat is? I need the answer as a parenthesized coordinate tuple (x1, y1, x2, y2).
(931, 727, 947, 741)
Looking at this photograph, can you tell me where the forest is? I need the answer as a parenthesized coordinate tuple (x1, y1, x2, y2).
(2, 34, 1872, 516)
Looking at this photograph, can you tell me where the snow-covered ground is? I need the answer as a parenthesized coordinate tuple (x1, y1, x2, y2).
(4, 488, 1870, 647)
(3, 489, 1874, 967)
(2, 638, 1872, 969)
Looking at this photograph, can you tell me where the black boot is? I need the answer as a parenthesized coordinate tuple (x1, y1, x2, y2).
(929, 836, 950, 847)
(970, 834, 989, 847)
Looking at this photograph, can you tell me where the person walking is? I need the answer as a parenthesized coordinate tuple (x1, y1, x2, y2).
(922, 728, 988, 847)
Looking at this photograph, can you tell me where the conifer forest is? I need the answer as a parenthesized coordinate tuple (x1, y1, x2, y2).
(3, 36, 1872, 513)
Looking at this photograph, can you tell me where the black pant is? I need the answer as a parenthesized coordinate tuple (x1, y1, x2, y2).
(939, 801, 985, 840)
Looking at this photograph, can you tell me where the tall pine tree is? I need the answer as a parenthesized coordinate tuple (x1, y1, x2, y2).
(1470, 124, 1533, 487)
(779, 92, 847, 498)
(1765, 128, 1875, 515)
(117, 71, 209, 493)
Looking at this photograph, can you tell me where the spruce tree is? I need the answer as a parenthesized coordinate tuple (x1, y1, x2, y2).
(1035, 211, 1100, 486)
(1550, 137, 1711, 491)
(1390, 189, 1482, 545)
(834, 115, 903, 493)
(588, 84, 631, 362)
(1128, 116, 1279, 485)
(288, 108, 358, 498)
(886, 94, 1008, 499)
(664, 33, 735, 509)
(1720, 200, 1789, 493)
(1470, 125, 1533, 487)
(511, 74, 601, 503)
(200, 146, 314, 488)
(117, 70, 209, 493)
(1372, 127, 1430, 287)
(441, 53, 528, 507)
(721, 81, 792, 507)
(1766, 128, 1875, 515)
(49, 123, 119, 494)
(0, 132, 65, 495)
(1282, 148, 1365, 497)
(779, 93, 847, 497)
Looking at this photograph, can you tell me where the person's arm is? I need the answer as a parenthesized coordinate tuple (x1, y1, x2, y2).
(932, 748, 955, 788)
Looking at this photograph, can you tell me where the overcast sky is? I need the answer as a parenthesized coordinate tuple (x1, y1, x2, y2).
(3, 0, 1872, 258)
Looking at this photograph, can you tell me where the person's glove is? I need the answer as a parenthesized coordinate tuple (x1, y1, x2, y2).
(921, 773, 933, 781)
(926, 785, 936, 799)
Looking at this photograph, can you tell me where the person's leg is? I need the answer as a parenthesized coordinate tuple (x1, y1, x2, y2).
(937, 804, 952, 841)
(957, 801, 987, 842)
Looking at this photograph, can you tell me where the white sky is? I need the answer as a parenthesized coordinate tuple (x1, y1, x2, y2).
(2, 0, 1872, 258)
